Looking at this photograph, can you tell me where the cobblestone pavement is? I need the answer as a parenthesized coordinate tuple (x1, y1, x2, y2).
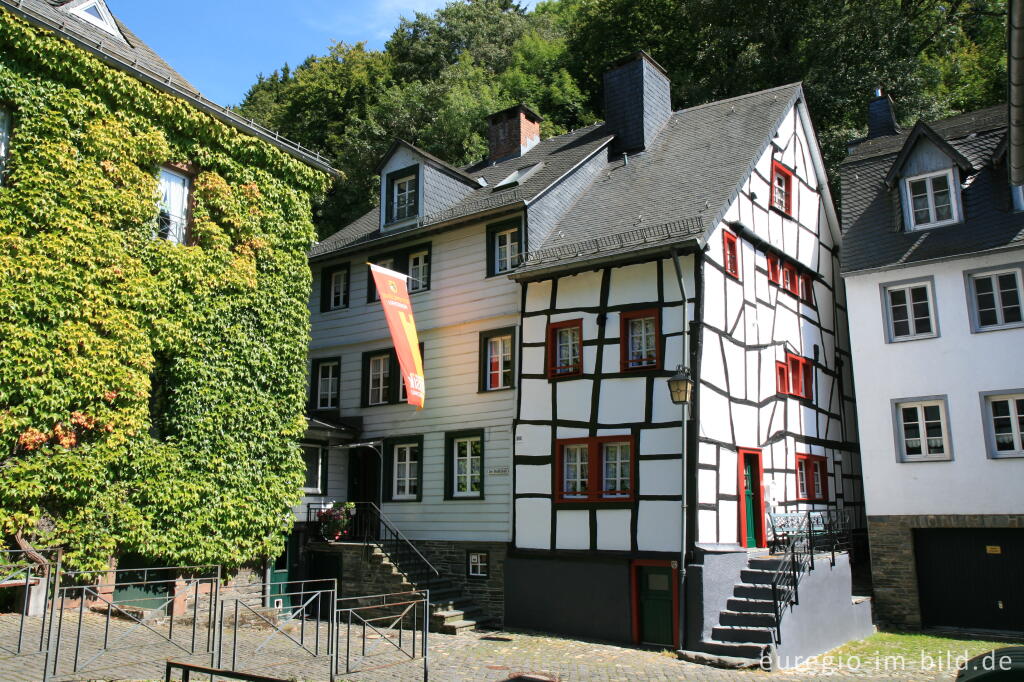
(0, 613, 958, 681)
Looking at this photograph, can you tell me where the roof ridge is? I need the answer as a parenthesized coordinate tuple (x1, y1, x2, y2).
(673, 82, 802, 116)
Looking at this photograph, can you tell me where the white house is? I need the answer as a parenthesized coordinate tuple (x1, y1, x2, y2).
(840, 96, 1024, 632)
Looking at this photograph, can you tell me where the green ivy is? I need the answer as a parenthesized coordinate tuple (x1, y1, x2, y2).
(0, 10, 330, 572)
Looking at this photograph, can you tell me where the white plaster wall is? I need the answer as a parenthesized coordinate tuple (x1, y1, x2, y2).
(845, 249, 1024, 516)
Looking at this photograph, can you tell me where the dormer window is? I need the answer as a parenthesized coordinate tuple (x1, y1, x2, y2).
(384, 164, 419, 225)
(905, 170, 957, 230)
(68, 0, 126, 42)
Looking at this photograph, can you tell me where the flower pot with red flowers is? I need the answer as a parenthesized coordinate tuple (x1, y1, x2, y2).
(317, 502, 356, 542)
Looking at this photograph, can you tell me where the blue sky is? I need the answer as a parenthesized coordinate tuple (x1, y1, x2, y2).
(109, 0, 530, 107)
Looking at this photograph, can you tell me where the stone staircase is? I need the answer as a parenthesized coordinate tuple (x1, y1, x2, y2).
(691, 555, 782, 663)
(362, 545, 489, 635)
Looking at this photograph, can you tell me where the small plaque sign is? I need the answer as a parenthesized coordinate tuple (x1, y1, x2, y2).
(488, 466, 510, 476)
(986, 545, 1002, 555)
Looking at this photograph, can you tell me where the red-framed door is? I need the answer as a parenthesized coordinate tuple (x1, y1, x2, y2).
(737, 448, 767, 549)
(630, 559, 679, 647)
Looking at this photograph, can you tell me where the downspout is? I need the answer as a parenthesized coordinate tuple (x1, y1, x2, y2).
(670, 248, 690, 652)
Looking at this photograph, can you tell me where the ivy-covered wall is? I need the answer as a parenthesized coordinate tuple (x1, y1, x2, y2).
(0, 10, 330, 570)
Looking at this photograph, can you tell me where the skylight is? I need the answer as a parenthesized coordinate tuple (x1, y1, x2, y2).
(494, 163, 543, 189)
(67, 0, 125, 41)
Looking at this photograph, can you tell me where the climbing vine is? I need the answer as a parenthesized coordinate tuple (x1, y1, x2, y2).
(0, 10, 330, 571)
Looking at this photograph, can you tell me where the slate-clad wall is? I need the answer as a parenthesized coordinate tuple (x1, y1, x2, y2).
(697, 103, 862, 545)
(603, 55, 672, 153)
(423, 164, 476, 221)
(526, 146, 609, 253)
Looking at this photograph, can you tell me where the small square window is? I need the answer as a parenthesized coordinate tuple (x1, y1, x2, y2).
(467, 552, 489, 577)
(157, 167, 191, 244)
(723, 231, 740, 279)
(904, 170, 958, 230)
(967, 268, 1023, 331)
(480, 328, 515, 391)
(983, 392, 1024, 458)
(771, 161, 794, 215)
(795, 454, 827, 501)
(547, 320, 583, 379)
(620, 309, 661, 371)
(301, 444, 327, 495)
(894, 398, 951, 461)
(883, 280, 937, 342)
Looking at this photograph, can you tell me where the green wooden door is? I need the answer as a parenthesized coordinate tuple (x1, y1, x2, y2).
(269, 533, 299, 610)
(638, 566, 674, 646)
(744, 459, 757, 548)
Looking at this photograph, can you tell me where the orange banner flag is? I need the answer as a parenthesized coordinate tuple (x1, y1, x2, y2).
(369, 263, 425, 409)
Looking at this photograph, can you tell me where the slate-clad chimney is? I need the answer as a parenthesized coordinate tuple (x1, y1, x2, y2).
(867, 90, 899, 139)
(487, 104, 543, 163)
(603, 51, 672, 153)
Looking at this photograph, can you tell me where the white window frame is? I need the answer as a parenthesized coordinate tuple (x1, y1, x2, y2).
(881, 278, 938, 343)
(157, 167, 190, 245)
(601, 442, 630, 498)
(408, 250, 429, 292)
(452, 437, 482, 498)
(393, 175, 417, 221)
(369, 258, 394, 302)
(317, 361, 339, 410)
(329, 269, 348, 310)
(69, 0, 126, 41)
(965, 265, 1024, 332)
(494, 227, 521, 273)
(626, 316, 657, 368)
(981, 390, 1024, 459)
(562, 444, 588, 498)
(485, 334, 512, 390)
(368, 354, 390, 405)
(392, 443, 419, 500)
(0, 108, 10, 183)
(301, 445, 325, 495)
(467, 552, 488, 577)
(903, 169, 959, 230)
(892, 397, 953, 462)
(796, 459, 808, 498)
(554, 326, 580, 375)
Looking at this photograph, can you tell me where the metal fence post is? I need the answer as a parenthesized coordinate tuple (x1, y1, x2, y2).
(422, 589, 429, 681)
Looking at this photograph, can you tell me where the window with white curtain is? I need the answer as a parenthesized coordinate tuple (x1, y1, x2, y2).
(157, 167, 190, 244)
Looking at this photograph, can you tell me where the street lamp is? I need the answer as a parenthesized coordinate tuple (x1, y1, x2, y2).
(666, 364, 692, 653)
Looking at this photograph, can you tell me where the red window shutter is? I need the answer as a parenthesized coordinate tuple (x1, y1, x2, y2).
(783, 264, 799, 295)
(800, 275, 814, 303)
(801, 360, 813, 399)
(776, 362, 789, 394)
(787, 355, 802, 396)
(723, 231, 739, 278)
(767, 254, 781, 284)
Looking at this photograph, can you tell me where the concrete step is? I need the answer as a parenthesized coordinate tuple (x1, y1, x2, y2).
(435, 618, 478, 635)
(712, 625, 775, 644)
(739, 568, 779, 585)
(747, 556, 785, 571)
(429, 594, 474, 612)
(695, 640, 769, 660)
(718, 610, 777, 628)
(725, 597, 775, 614)
(678, 648, 763, 669)
(732, 583, 772, 599)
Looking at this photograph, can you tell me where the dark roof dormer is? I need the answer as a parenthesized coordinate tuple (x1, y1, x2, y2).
(884, 121, 973, 188)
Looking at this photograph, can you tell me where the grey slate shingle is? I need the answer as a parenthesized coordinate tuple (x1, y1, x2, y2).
(840, 105, 1024, 274)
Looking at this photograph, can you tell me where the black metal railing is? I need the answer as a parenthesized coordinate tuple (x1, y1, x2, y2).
(307, 502, 439, 583)
(769, 510, 852, 645)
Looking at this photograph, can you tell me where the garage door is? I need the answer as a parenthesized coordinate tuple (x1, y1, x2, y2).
(914, 528, 1023, 631)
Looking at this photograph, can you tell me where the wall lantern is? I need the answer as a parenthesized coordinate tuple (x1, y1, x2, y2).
(667, 365, 693, 406)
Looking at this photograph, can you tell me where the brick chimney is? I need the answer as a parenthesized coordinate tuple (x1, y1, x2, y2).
(604, 51, 672, 153)
(487, 104, 543, 163)
(867, 90, 899, 139)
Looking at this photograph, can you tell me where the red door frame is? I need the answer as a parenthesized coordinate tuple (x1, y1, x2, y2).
(737, 448, 767, 549)
(629, 559, 679, 646)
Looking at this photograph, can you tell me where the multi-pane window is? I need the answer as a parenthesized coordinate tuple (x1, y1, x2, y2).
(317, 361, 340, 410)
(452, 436, 482, 498)
(621, 310, 660, 370)
(408, 250, 429, 292)
(970, 270, 1022, 330)
(0, 108, 10, 183)
(368, 257, 394, 302)
(157, 167, 190, 244)
(468, 552, 489, 577)
(986, 394, 1024, 457)
(368, 354, 390, 405)
(329, 270, 348, 309)
(495, 228, 521, 273)
(906, 170, 957, 229)
(795, 454, 827, 501)
(771, 161, 793, 215)
(885, 282, 936, 341)
(776, 353, 813, 400)
(301, 445, 325, 494)
(555, 437, 634, 502)
(393, 443, 420, 500)
(547, 320, 582, 378)
(896, 399, 950, 461)
(484, 333, 513, 390)
(723, 230, 740, 278)
(393, 175, 417, 220)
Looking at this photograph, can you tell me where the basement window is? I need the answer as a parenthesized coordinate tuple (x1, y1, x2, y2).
(467, 552, 489, 577)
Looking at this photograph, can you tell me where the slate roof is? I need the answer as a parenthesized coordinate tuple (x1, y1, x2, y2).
(309, 123, 615, 259)
(514, 83, 803, 276)
(312, 82, 804, 272)
(1, 0, 337, 175)
(840, 104, 1024, 274)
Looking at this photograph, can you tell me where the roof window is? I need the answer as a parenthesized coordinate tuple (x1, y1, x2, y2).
(68, 0, 126, 41)
(494, 163, 543, 190)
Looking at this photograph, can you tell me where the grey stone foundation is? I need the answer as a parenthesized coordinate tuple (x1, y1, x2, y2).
(417, 540, 506, 625)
